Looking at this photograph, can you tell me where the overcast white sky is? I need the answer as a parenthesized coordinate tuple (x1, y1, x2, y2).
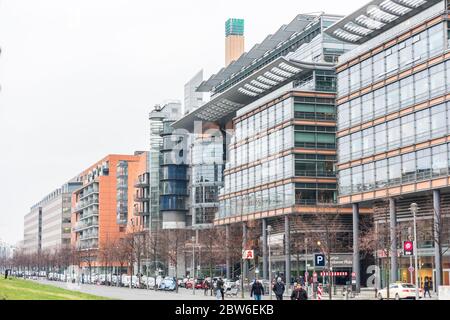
(0, 0, 363, 244)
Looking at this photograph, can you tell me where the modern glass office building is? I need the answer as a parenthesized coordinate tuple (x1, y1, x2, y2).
(174, 13, 364, 284)
(160, 119, 189, 229)
(148, 102, 183, 232)
(190, 129, 225, 228)
(328, 0, 450, 289)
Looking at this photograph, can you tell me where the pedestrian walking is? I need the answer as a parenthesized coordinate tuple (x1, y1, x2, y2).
(250, 280, 265, 300)
(272, 277, 285, 300)
(423, 277, 432, 298)
(203, 279, 210, 296)
(216, 277, 225, 300)
(291, 284, 308, 300)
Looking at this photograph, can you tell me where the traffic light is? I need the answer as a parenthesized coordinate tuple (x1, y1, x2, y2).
(403, 241, 414, 256)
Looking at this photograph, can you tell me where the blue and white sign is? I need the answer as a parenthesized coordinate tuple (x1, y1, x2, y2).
(314, 253, 326, 267)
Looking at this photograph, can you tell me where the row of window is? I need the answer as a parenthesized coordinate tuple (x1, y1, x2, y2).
(160, 195, 188, 211)
(339, 143, 450, 196)
(233, 98, 293, 143)
(191, 164, 224, 184)
(192, 186, 220, 204)
(219, 184, 295, 218)
(338, 60, 450, 131)
(337, 23, 445, 97)
(228, 127, 293, 169)
(194, 207, 217, 225)
(294, 102, 336, 121)
(160, 165, 188, 181)
(191, 139, 224, 165)
(218, 183, 336, 218)
(224, 155, 293, 194)
(160, 181, 188, 196)
(294, 125, 336, 149)
(295, 154, 336, 178)
(338, 101, 450, 163)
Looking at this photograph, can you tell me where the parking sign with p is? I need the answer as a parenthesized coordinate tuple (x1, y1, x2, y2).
(314, 253, 325, 267)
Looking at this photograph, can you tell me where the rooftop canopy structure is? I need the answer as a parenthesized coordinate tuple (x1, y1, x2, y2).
(197, 14, 332, 95)
(324, 0, 441, 44)
(172, 57, 334, 131)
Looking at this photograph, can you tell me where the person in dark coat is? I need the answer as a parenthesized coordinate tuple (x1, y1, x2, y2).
(423, 277, 432, 298)
(251, 280, 265, 300)
(272, 277, 285, 300)
(291, 284, 308, 300)
(216, 277, 225, 300)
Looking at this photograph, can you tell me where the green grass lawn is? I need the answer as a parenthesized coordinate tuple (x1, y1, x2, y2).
(0, 277, 111, 300)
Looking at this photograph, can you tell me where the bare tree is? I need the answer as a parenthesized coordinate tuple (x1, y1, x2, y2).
(291, 205, 352, 300)
(360, 200, 400, 300)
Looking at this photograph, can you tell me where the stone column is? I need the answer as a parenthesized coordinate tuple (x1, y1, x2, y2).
(285, 215, 291, 289)
(242, 222, 248, 282)
(262, 218, 268, 281)
(433, 190, 442, 292)
(352, 203, 361, 293)
(225, 225, 231, 280)
(390, 198, 398, 282)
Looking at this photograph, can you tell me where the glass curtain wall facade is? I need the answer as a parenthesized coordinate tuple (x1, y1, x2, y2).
(160, 120, 189, 229)
(332, 0, 450, 288)
(191, 133, 225, 227)
(219, 91, 338, 220)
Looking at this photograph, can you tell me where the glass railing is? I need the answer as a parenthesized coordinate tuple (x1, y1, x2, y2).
(295, 170, 336, 178)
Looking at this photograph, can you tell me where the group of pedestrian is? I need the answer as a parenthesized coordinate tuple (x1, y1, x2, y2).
(249, 277, 308, 301)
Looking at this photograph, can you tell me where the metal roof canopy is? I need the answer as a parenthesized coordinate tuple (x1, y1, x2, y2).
(197, 14, 318, 93)
(173, 58, 334, 132)
(324, 0, 441, 44)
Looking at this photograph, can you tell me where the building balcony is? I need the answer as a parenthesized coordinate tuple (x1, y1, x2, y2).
(79, 210, 99, 221)
(134, 194, 150, 202)
(79, 233, 99, 241)
(134, 179, 149, 188)
(73, 199, 99, 213)
(133, 207, 150, 216)
(295, 171, 336, 178)
(73, 220, 99, 232)
(76, 241, 99, 251)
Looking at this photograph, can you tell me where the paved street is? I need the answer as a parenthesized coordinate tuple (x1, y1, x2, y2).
(32, 279, 440, 300)
(33, 279, 241, 300)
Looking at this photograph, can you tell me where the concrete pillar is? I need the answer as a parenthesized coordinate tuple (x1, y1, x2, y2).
(389, 198, 398, 282)
(352, 203, 361, 293)
(433, 190, 442, 292)
(242, 223, 248, 281)
(285, 215, 291, 288)
(225, 225, 231, 280)
(262, 219, 268, 281)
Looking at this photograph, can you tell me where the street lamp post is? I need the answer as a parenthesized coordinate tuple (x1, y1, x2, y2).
(267, 225, 272, 300)
(408, 227, 413, 284)
(305, 238, 308, 292)
(409, 203, 420, 300)
(192, 236, 195, 295)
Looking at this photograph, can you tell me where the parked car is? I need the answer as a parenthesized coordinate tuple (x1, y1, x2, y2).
(378, 283, 423, 300)
(160, 277, 176, 291)
(131, 276, 140, 288)
(185, 278, 195, 289)
(195, 278, 205, 289)
(121, 275, 131, 287)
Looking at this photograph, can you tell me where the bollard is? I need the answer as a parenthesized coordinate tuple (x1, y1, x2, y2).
(317, 285, 322, 300)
